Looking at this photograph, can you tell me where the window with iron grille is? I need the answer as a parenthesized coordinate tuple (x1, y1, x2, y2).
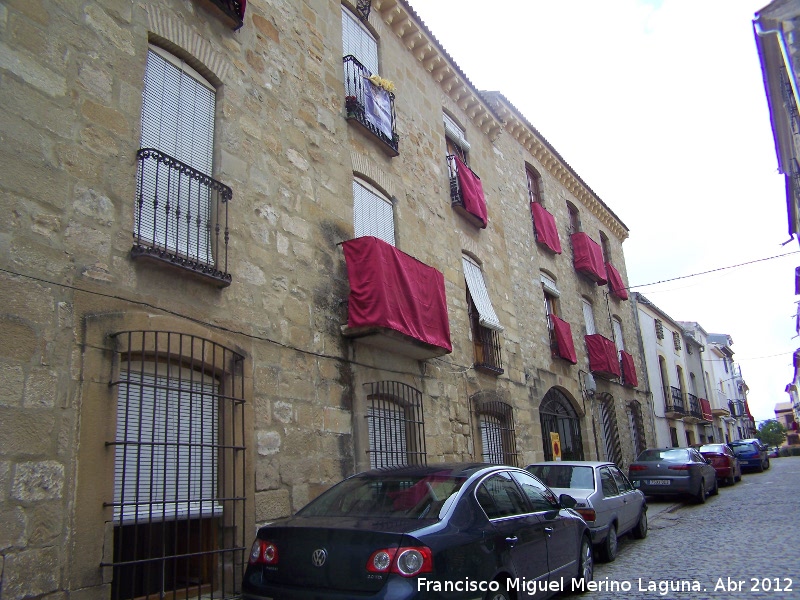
(539, 388, 584, 461)
(567, 202, 581, 234)
(655, 319, 664, 340)
(673, 331, 681, 352)
(628, 401, 647, 457)
(365, 381, 426, 468)
(463, 255, 504, 375)
(105, 331, 246, 600)
(475, 397, 518, 466)
(526, 165, 543, 205)
(133, 46, 232, 286)
(542, 273, 560, 356)
(598, 394, 622, 465)
(353, 177, 395, 245)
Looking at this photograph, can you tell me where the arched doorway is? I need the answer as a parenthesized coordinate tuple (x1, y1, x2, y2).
(539, 388, 584, 460)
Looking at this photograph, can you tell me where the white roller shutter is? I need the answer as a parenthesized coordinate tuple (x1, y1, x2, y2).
(367, 405, 407, 469)
(443, 113, 470, 152)
(353, 178, 395, 245)
(463, 255, 503, 331)
(342, 6, 378, 75)
(582, 299, 596, 335)
(137, 47, 215, 259)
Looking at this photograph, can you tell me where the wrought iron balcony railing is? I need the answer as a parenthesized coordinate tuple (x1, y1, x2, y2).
(664, 386, 685, 415)
(132, 148, 232, 287)
(686, 393, 703, 420)
(196, 0, 245, 29)
(343, 55, 399, 155)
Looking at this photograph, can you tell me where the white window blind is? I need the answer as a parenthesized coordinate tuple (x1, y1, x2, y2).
(613, 318, 624, 352)
(113, 367, 220, 523)
(342, 6, 378, 75)
(540, 273, 560, 297)
(582, 299, 596, 335)
(367, 405, 406, 469)
(137, 47, 215, 258)
(353, 178, 395, 245)
(444, 113, 470, 152)
(463, 256, 503, 332)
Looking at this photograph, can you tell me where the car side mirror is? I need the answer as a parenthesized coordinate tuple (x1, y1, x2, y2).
(559, 493, 577, 509)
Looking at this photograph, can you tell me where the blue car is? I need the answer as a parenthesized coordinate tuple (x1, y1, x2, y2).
(729, 440, 770, 472)
(242, 463, 593, 600)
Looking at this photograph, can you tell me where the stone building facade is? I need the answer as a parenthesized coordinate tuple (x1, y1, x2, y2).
(0, 0, 650, 598)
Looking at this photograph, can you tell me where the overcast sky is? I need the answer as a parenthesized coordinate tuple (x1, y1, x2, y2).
(407, 0, 797, 422)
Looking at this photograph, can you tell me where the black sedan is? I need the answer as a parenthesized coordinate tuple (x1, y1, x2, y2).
(242, 463, 593, 599)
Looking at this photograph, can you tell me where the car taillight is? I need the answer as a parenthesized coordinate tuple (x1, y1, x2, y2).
(366, 547, 433, 577)
(668, 465, 690, 470)
(249, 539, 279, 565)
(629, 465, 647, 471)
(576, 508, 596, 522)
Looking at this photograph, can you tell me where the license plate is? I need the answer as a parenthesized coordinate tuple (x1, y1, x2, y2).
(648, 479, 670, 485)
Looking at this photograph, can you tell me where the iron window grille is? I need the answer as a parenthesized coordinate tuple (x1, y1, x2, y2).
(365, 381, 426, 468)
(686, 393, 703, 420)
(474, 397, 518, 466)
(467, 292, 504, 375)
(539, 388, 585, 461)
(655, 319, 665, 340)
(104, 331, 246, 600)
(201, 0, 245, 29)
(133, 148, 232, 286)
(598, 394, 622, 465)
(673, 331, 682, 352)
(343, 55, 399, 155)
(628, 401, 647, 457)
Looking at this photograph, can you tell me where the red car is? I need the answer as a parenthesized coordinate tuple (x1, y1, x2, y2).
(699, 443, 742, 486)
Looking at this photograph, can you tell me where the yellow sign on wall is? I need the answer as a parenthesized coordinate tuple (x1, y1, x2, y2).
(550, 432, 562, 461)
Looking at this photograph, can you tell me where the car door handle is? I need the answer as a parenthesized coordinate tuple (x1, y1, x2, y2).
(505, 536, 519, 546)
(544, 527, 553, 535)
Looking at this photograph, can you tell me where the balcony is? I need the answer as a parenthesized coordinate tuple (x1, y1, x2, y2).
(132, 148, 232, 287)
(728, 399, 747, 418)
(447, 154, 488, 229)
(684, 393, 704, 423)
(195, 0, 245, 29)
(605, 262, 629, 300)
(620, 350, 638, 387)
(531, 203, 562, 254)
(470, 318, 504, 376)
(343, 55, 399, 156)
(665, 386, 685, 419)
(341, 236, 452, 360)
(585, 334, 621, 379)
(571, 232, 607, 285)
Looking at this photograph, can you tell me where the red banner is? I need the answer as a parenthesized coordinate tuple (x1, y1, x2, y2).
(585, 334, 621, 378)
(571, 232, 607, 285)
(454, 155, 487, 228)
(531, 203, 563, 254)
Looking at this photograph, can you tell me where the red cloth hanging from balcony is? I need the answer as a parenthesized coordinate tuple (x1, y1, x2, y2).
(620, 350, 638, 387)
(605, 262, 629, 300)
(454, 155, 487, 229)
(530, 203, 562, 254)
(550, 315, 577, 364)
(342, 236, 452, 353)
(239, 0, 246, 19)
(699, 398, 713, 421)
(585, 334, 621, 378)
(571, 232, 607, 285)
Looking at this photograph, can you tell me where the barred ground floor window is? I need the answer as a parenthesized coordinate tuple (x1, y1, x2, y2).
(540, 388, 584, 461)
(105, 331, 246, 600)
(365, 381, 426, 468)
(474, 395, 518, 466)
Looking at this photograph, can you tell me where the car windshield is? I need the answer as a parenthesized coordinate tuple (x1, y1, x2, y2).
(636, 449, 689, 462)
(731, 443, 756, 454)
(527, 465, 594, 490)
(296, 472, 468, 519)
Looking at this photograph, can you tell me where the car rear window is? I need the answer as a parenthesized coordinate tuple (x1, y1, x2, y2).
(297, 472, 467, 519)
(699, 444, 725, 453)
(527, 465, 594, 490)
(731, 443, 756, 454)
(636, 449, 689, 462)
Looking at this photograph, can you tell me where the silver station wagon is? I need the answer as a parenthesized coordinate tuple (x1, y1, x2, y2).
(526, 461, 648, 562)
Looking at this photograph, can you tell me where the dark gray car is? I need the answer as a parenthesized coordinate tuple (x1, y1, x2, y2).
(628, 447, 718, 503)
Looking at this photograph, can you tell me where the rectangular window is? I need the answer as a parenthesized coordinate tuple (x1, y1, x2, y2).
(673, 331, 682, 352)
(582, 299, 596, 335)
(342, 6, 378, 74)
(353, 178, 395, 245)
(365, 381, 426, 468)
(655, 319, 665, 340)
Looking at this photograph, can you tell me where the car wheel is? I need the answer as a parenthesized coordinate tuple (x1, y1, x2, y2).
(734, 468, 742, 482)
(765, 458, 770, 470)
(571, 536, 594, 593)
(599, 523, 618, 562)
(485, 587, 511, 600)
(631, 508, 648, 539)
(756, 461, 764, 473)
(695, 479, 706, 504)
(710, 477, 719, 496)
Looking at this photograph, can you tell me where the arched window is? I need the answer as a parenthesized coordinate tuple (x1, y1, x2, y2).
(567, 202, 581, 234)
(526, 165, 543, 205)
(539, 388, 584, 461)
(474, 395, 518, 466)
(364, 381, 426, 468)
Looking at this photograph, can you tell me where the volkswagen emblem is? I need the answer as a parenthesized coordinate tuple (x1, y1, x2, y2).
(311, 548, 327, 567)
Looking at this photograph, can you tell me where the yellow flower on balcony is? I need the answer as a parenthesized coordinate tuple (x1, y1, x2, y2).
(367, 74, 396, 93)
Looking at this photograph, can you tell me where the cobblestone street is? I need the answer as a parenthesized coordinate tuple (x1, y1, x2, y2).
(561, 456, 800, 600)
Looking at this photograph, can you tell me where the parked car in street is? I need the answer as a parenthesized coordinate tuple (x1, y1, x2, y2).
(242, 463, 593, 600)
(767, 446, 780, 459)
(525, 461, 648, 563)
(628, 447, 718, 503)
(729, 439, 770, 472)
(698, 443, 742, 486)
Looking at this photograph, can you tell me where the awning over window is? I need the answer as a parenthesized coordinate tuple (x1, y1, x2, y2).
(699, 398, 713, 421)
(343, 236, 452, 352)
(605, 262, 628, 300)
(585, 333, 621, 378)
(530, 203, 562, 254)
(454, 155, 487, 229)
(550, 315, 577, 364)
(620, 350, 638, 387)
(571, 232, 607, 285)
(463, 256, 503, 331)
